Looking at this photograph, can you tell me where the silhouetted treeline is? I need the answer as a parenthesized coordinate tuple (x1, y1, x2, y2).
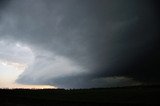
(0, 85, 160, 106)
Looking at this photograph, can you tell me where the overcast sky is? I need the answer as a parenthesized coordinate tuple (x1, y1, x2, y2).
(0, 0, 159, 88)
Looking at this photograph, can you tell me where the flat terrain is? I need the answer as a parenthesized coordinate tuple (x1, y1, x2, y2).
(0, 85, 160, 106)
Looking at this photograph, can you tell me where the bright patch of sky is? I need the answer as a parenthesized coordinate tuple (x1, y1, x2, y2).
(0, 40, 55, 88)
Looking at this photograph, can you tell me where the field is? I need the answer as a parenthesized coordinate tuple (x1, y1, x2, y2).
(0, 85, 160, 106)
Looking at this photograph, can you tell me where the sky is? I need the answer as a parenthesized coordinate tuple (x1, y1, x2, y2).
(0, 0, 159, 89)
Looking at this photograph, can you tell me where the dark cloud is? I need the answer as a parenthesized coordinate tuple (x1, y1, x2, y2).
(0, 0, 159, 88)
(0, 0, 10, 21)
(0, 0, 10, 10)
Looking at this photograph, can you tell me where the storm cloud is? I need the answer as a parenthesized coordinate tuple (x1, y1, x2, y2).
(0, 0, 159, 88)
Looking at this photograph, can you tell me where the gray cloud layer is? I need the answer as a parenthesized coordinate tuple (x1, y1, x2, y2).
(0, 0, 159, 88)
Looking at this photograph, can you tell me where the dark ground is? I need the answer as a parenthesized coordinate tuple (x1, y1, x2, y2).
(0, 85, 160, 106)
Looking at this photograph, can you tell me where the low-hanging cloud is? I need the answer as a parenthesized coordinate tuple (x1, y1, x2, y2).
(0, 0, 159, 88)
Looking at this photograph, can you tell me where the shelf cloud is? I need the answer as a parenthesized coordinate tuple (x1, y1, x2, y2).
(0, 0, 159, 88)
